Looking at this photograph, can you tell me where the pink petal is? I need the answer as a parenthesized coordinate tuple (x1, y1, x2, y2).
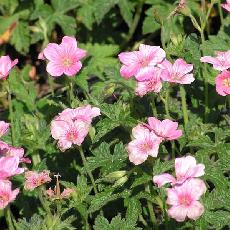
(187, 201, 205, 220)
(185, 179, 206, 200)
(153, 173, 176, 187)
(63, 61, 82, 76)
(173, 59, 193, 76)
(43, 43, 60, 61)
(167, 205, 188, 222)
(118, 51, 140, 66)
(46, 61, 64, 77)
(166, 188, 180, 205)
(135, 66, 154, 81)
(120, 64, 140, 79)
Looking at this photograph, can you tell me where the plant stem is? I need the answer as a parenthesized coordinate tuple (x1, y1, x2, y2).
(218, 0, 224, 26)
(145, 184, 157, 226)
(150, 94, 158, 117)
(78, 147, 98, 194)
(179, 86, 189, 125)
(7, 81, 16, 145)
(5, 206, 15, 230)
(68, 79, 75, 108)
(121, 0, 143, 49)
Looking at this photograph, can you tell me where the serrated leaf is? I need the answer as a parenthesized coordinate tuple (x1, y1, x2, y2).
(118, 0, 134, 28)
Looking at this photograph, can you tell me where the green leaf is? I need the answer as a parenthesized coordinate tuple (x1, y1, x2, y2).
(10, 21, 30, 54)
(88, 142, 127, 174)
(54, 14, 76, 35)
(51, 0, 80, 13)
(93, 0, 119, 24)
(118, 0, 134, 28)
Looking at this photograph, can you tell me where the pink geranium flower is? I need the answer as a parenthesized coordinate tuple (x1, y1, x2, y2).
(57, 105, 100, 124)
(0, 141, 31, 164)
(215, 70, 230, 96)
(24, 170, 51, 191)
(39, 36, 87, 77)
(0, 121, 9, 138)
(222, 0, 230, 12)
(153, 156, 205, 187)
(51, 119, 89, 151)
(118, 44, 166, 81)
(167, 178, 206, 222)
(0, 56, 18, 80)
(0, 180, 19, 209)
(200, 51, 230, 71)
(135, 68, 162, 97)
(145, 117, 182, 141)
(126, 125, 162, 165)
(158, 59, 194, 84)
(0, 156, 24, 179)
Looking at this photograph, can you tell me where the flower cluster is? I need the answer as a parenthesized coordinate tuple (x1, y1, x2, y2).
(0, 121, 28, 209)
(118, 44, 194, 97)
(153, 156, 206, 222)
(127, 117, 182, 165)
(51, 105, 100, 151)
(201, 51, 230, 96)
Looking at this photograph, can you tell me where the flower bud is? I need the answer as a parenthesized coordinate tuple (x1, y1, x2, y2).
(112, 175, 128, 188)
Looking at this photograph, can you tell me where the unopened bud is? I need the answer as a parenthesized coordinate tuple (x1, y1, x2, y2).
(113, 175, 128, 188)
(105, 171, 127, 181)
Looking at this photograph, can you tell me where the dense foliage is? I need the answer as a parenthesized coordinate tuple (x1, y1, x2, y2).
(0, 0, 230, 229)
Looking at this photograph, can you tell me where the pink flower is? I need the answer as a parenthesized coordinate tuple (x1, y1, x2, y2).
(222, 0, 230, 12)
(126, 125, 162, 165)
(0, 121, 9, 138)
(0, 141, 31, 164)
(118, 44, 166, 81)
(153, 156, 205, 187)
(215, 70, 230, 96)
(200, 51, 230, 71)
(61, 188, 74, 198)
(167, 178, 206, 222)
(51, 105, 100, 151)
(57, 105, 100, 124)
(0, 156, 24, 179)
(135, 68, 162, 97)
(145, 117, 182, 141)
(24, 170, 51, 190)
(158, 59, 194, 84)
(0, 56, 18, 80)
(39, 36, 87, 77)
(0, 180, 19, 209)
(51, 119, 89, 151)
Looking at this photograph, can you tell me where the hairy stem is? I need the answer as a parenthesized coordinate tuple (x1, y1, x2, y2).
(78, 147, 98, 194)
(218, 0, 224, 26)
(5, 206, 15, 230)
(7, 81, 16, 145)
(180, 86, 189, 125)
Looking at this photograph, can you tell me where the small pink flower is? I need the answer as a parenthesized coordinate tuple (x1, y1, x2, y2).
(158, 59, 194, 84)
(0, 156, 24, 179)
(146, 117, 182, 141)
(0, 180, 19, 209)
(167, 178, 206, 222)
(46, 188, 55, 197)
(46, 187, 73, 199)
(40, 36, 87, 77)
(24, 170, 51, 191)
(222, 0, 230, 12)
(215, 70, 230, 96)
(200, 51, 230, 71)
(0, 121, 9, 138)
(61, 188, 74, 199)
(135, 68, 162, 97)
(118, 44, 166, 81)
(153, 156, 205, 187)
(51, 119, 89, 151)
(57, 105, 100, 124)
(126, 125, 162, 165)
(0, 141, 31, 164)
(0, 56, 18, 80)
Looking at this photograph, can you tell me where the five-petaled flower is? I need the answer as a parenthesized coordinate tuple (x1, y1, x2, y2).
(39, 36, 87, 77)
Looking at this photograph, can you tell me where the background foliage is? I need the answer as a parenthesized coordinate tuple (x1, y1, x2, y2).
(0, 0, 230, 229)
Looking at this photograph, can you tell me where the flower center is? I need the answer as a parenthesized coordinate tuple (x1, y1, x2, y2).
(140, 58, 149, 67)
(63, 58, 72, 67)
(67, 130, 78, 142)
(223, 78, 230, 87)
(140, 143, 151, 152)
(179, 195, 192, 206)
(0, 194, 9, 203)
